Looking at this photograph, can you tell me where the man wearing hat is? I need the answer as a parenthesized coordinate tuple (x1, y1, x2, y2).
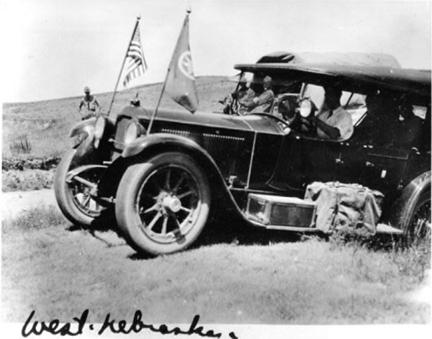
(240, 75, 275, 113)
(78, 86, 101, 120)
(221, 74, 253, 114)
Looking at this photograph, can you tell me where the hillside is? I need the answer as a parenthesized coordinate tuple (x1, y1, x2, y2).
(2, 76, 235, 159)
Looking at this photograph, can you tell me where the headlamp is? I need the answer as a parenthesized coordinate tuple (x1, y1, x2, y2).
(299, 99, 313, 118)
(124, 121, 140, 145)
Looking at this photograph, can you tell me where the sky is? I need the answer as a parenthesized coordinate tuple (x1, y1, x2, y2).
(0, 0, 431, 103)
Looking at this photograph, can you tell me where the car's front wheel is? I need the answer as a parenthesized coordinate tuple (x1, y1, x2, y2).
(115, 152, 211, 255)
(54, 150, 105, 226)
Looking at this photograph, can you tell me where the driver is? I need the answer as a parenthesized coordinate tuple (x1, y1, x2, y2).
(220, 75, 253, 114)
(240, 75, 275, 113)
(314, 86, 353, 140)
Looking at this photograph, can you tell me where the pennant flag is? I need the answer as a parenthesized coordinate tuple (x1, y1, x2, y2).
(165, 13, 199, 113)
(122, 22, 148, 87)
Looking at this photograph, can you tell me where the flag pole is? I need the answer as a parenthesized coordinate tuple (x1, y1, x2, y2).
(107, 16, 141, 117)
(146, 10, 191, 135)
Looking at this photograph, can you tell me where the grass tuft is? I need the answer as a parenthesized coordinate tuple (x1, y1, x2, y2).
(9, 134, 32, 155)
(2, 206, 65, 235)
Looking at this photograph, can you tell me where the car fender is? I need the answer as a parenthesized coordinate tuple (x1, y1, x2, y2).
(69, 118, 97, 163)
(121, 133, 248, 220)
(388, 170, 431, 230)
(69, 117, 96, 139)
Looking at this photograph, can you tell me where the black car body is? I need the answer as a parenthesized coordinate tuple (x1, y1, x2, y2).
(55, 52, 431, 255)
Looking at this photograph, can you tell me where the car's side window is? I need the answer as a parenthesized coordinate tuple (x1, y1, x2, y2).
(354, 94, 427, 148)
(280, 84, 358, 142)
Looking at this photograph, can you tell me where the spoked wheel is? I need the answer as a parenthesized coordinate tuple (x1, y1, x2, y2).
(69, 167, 105, 218)
(54, 150, 106, 226)
(405, 191, 431, 247)
(115, 152, 211, 255)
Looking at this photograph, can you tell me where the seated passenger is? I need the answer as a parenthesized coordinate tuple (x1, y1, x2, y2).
(314, 86, 353, 140)
(359, 91, 399, 145)
(395, 96, 423, 147)
(239, 75, 275, 113)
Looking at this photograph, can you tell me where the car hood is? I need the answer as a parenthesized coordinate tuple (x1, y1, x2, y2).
(117, 106, 284, 135)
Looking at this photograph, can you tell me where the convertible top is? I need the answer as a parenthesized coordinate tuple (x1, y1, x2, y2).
(235, 52, 431, 103)
(256, 51, 402, 68)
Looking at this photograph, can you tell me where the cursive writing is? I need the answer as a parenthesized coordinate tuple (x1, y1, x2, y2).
(21, 309, 238, 338)
(22, 309, 88, 337)
(99, 312, 238, 338)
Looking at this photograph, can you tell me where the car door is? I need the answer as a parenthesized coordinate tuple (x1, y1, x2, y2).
(267, 133, 341, 193)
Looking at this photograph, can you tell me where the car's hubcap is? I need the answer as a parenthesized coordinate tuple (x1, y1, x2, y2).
(136, 165, 200, 244)
(161, 194, 182, 213)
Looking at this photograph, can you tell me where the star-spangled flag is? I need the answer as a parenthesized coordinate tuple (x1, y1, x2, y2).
(122, 23, 148, 87)
(165, 12, 199, 113)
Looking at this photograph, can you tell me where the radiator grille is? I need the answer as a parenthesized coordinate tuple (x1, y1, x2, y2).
(161, 128, 191, 137)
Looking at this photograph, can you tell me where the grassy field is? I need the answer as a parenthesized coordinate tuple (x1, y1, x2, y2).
(2, 169, 54, 192)
(2, 76, 234, 159)
(1, 207, 430, 324)
(2, 75, 430, 326)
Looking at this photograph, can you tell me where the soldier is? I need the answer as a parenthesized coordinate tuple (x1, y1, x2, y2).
(78, 86, 101, 120)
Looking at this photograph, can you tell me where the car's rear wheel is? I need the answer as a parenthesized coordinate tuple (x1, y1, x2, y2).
(115, 152, 211, 255)
(404, 189, 431, 247)
(54, 150, 105, 226)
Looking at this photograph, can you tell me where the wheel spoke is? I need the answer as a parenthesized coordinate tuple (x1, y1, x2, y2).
(71, 175, 97, 189)
(180, 206, 191, 213)
(177, 190, 194, 200)
(141, 203, 159, 215)
(147, 212, 162, 231)
(172, 173, 186, 193)
(171, 214, 184, 239)
(82, 194, 91, 209)
(165, 168, 171, 190)
(161, 215, 168, 235)
(172, 213, 182, 229)
(415, 220, 424, 237)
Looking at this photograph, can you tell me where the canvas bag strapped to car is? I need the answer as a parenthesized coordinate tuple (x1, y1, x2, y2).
(304, 182, 384, 235)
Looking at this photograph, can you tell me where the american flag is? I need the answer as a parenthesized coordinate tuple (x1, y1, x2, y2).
(122, 24, 148, 87)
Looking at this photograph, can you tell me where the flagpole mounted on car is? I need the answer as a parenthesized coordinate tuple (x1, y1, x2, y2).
(147, 8, 198, 135)
(107, 16, 143, 117)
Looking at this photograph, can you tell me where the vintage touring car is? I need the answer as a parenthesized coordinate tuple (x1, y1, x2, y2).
(55, 52, 431, 255)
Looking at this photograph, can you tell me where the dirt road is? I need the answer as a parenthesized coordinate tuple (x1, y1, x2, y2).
(1, 189, 59, 220)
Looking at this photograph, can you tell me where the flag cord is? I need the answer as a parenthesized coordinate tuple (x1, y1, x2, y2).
(107, 17, 141, 117)
(146, 66, 170, 135)
(146, 12, 190, 135)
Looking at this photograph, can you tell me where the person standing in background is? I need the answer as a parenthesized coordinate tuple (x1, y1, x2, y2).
(78, 86, 101, 120)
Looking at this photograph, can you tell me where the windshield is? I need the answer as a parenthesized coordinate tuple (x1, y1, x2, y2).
(220, 72, 301, 115)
